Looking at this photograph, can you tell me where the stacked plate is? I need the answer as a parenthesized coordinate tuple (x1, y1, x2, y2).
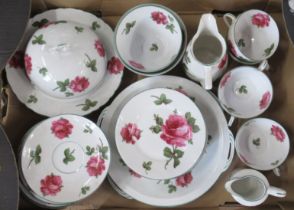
(18, 115, 110, 208)
(98, 75, 235, 207)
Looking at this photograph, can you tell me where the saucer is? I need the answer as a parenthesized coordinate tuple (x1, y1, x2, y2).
(98, 76, 234, 206)
(6, 8, 124, 116)
(20, 115, 110, 204)
(115, 88, 206, 180)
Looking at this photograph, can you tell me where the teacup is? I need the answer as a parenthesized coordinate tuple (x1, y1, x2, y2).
(218, 61, 273, 126)
(235, 118, 290, 176)
(225, 169, 286, 206)
(224, 9, 279, 64)
(114, 4, 187, 75)
(25, 21, 107, 99)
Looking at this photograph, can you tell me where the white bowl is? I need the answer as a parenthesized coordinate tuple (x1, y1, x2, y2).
(115, 4, 183, 74)
(25, 21, 107, 99)
(235, 118, 290, 171)
(218, 66, 273, 119)
(115, 88, 206, 180)
(20, 115, 110, 204)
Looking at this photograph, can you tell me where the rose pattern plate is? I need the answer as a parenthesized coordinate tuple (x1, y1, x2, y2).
(5, 8, 124, 116)
(98, 76, 234, 206)
(115, 88, 206, 180)
(20, 115, 110, 204)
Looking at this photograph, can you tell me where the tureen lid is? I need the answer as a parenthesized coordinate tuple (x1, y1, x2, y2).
(115, 88, 206, 180)
(235, 118, 289, 170)
(20, 115, 110, 203)
(25, 21, 107, 99)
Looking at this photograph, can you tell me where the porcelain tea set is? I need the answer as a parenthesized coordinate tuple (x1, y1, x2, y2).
(5, 3, 289, 208)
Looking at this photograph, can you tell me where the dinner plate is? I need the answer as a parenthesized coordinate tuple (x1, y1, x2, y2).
(6, 8, 123, 116)
(0, 125, 19, 210)
(98, 76, 234, 206)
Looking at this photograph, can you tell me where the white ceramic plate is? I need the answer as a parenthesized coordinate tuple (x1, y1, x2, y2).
(20, 115, 110, 204)
(6, 8, 123, 116)
(115, 88, 206, 180)
(98, 76, 234, 207)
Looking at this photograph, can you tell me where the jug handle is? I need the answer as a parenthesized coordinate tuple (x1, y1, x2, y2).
(258, 60, 270, 71)
(268, 186, 287, 198)
(204, 66, 213, 90)
(223, 13, 236, 28)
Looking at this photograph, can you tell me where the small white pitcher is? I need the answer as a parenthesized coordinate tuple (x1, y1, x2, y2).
(225, 169, 286, 206)
(183, 14, 228, 90)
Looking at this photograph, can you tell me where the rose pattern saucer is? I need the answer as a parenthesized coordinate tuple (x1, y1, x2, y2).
(20, 115, 110, 204)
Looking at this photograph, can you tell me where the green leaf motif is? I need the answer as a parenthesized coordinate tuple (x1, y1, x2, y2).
(264, 43, 274, 57)
(32, 18, 49, 28)
(238, 85, 248, 94)
(152, 94, 172, 105)
(54, 79, 70, 92)
(185, 112, 200, 133)
(271, 160, 279, 166)
(28, 144, 42, 167)
(39, 67, 48, 76)
(85, 145, 95, 156)
(238, 39, 245, 47)
(163, 147, 173, 158)
(143, 161, 152, 173)
(173, 158, 180, 168)
(150, 43, 159, 51)
(164, 179, 170, 185)
(27, 95, 37, 104)
(92, 21, 100, 30)
(99, 145, 109, 160)
(32, 34, 46, 45)
(83, 125, 93, 134)
(122, 21, 136, 35)
(85, 54, 97, 72)
(81, 186, 90, 195)
(165, 23, 176, 34)
(63, 148, 75, 165)
(75, 26, 84, 33)
(168, 185, 177, 193)
(252, 138, 261, 146)
(76, 99, 98, 111)
(168, 15, 174, 22)
(150, 125, 161, 134)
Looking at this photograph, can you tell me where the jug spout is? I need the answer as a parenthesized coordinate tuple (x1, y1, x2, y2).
(196, 13, 219, 37)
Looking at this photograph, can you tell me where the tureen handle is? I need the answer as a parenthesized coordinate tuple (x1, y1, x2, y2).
(268, 186, 287, 198)
(222, 129, 235, 172)
(223, 13, 236, 27)
(97, 107, 108, 127)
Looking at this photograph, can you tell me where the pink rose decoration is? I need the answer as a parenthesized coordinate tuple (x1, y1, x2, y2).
(228, 40, 237, 57)
(86, 156, 106, 177)
(9, 51, 24, 69)
(40, 174, 63, 196)
(120, 123, 142, 144)
(129, 169, 142, 178)
(220, 72, 231, 88)
(218, 54, 228, 69)
(95, 40, 105, 57)
(160, 114, 192, 147)
(259, 91, 271, 109)
(151, 11, 168, 25)
(107, 57, 124, 74)
(51, 118, 73, 139)
(129, 60, 145, 70)
(24, 54, 32, 75)
(176, 172, 193, 187)
(271, 125, 285, 142)
(69, 76, 90, 93)
(252, 13, 270, 28)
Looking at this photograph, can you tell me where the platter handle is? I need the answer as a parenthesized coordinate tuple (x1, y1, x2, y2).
(222, 129, 235, 172)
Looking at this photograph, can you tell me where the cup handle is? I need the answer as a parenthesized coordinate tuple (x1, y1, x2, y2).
(273, 167, 281, 177)
(228, 116, 235, 127)
(222, 129, 235, 172)
(223, 13, 236, 27)
(268, 186, 287, 198)
(258, 60, 270, 71)
(204, 67, 213, 90)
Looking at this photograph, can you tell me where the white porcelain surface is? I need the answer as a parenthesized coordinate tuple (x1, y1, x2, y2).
(6, 8, 123, 116)
(224, 10, 279, 63)
(235, 118, 290, 171)
(115, 4, 182, 73)
(225, 169, 286, 206)
(115, 88, 206, 180)
(98, 76, 234, 207)
(20, 115, 110, 204)
(218, 66, 273, 119)
(184, 14, 228, 89)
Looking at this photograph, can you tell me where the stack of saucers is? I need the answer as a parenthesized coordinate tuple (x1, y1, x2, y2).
(98, 76, 235, 207)
(18, 115, 110, 208)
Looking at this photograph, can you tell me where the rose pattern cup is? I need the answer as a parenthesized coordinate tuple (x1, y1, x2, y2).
(40, 174, 63, 196)
(51, 118, 74, 139)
